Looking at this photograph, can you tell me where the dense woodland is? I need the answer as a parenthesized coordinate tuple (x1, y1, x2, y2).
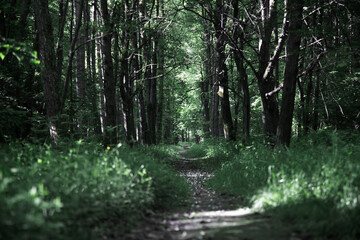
(1, 0, 360, 239)
(1, 0, 359, 146)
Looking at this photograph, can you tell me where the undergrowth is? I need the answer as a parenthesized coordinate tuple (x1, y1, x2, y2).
(0, 141, 189, 240)
(188, 130, 360, 239)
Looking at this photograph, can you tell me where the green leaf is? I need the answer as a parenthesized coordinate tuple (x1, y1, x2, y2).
(0, 52, 5, 60)
(30, 59, 41, 65)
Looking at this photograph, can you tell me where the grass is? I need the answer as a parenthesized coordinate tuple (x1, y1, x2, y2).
(0, 141, 189, 240)
(187, 130, 360, 239)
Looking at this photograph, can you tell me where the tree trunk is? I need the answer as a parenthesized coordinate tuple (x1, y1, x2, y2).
(56, 0, 69, 78)
(304, 65, 313, 134)
(312, 68, 320, 131)
(100, 0, 117, 146)
(257, 0, 280, 143)
(163, 97, 171, 142)
(60, 0, 84, 112)
(232, 0, 250, 144)
(75, 0, 86, 135)
(118, 30, 136, 144)
(214, 0, 235, 141)
(97, 36, 105, 134)
(156, 38, 165, 143)
(211, 74, 220, 137)
(33, 0, 60, 143)
(201, 11, 211, 136)
(276, 0, 304, 146)
(147, 33, 157, 144)
(89, 1, 101, 136)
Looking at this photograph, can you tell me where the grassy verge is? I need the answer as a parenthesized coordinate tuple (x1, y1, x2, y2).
(0, 141, 189, 240)
(187, 131, 360, 239)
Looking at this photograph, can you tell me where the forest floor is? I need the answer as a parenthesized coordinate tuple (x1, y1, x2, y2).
(122, 146, 307, 240)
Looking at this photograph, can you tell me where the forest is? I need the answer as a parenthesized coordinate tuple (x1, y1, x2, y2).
(1, 0, 360, 239)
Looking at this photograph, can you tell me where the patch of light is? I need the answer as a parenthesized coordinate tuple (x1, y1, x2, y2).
(188, 208, 252, 218)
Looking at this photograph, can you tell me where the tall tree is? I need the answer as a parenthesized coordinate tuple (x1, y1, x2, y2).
(232, 0, 250, 143)
(146, 0, 159, 145)
(201, 10, 211, 136)
(117, 1, 136, 144)
(33, 0, 61, 143)
(214, 0, 235, 140)
(276, 0, 304, 146)
(75, 0, 86, 135)
(100, 0, 117, 146)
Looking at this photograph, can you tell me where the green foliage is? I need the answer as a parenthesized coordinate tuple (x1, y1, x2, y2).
(200, 131, 360, 238)
(184, 143, 207, 158)
(186, 138, 242, 171)
(112, 145, 190, 209)
(0, 141, 189, 239)
(0, 38, 40, 64)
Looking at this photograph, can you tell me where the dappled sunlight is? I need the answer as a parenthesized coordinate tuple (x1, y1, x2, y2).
(187, 207, 252, 218)
(162, 208, 268, 240)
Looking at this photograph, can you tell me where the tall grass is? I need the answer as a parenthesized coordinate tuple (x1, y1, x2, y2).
(190, 131, 360, 239)
(0, 141, 189, 240)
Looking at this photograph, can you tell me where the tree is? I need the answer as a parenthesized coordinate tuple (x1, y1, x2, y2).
(33, 0, 61, 143)
(213, 0, 235, 140)
(100, 0, 117, 146)
(75, 0, 86, 135)
(276, 0, 304, 146)
(231, 0, 251, 143)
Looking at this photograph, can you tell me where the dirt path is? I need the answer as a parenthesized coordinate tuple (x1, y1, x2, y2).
(124, 146, 297, 240)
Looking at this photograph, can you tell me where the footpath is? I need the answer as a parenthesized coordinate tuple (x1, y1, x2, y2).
(124, 146, 298, 240)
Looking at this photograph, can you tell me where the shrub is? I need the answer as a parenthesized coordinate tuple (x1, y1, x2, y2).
(204, 131, 360, 238)
(0, 141, 189, 239)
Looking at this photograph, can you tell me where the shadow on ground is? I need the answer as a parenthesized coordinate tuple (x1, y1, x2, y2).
(123, 146, 302, 240)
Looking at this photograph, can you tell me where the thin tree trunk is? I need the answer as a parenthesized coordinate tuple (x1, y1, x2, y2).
(144, 40, 156, 144)
(156, 38, 165, 143)
(90, 0, 101, 136)
(202, 12, 211, 136)
(211, 71, 220, 137)
(214, 0, 235, 141)
(118, 35, 136, 144)
(164, 97, 171, 142)
(312, 68, 320, 131)
(56, 0, 69, 78)
(75, 0, 86, 135)
(232, 0, 250, 143)
(304, 60, 313, 134)
(60, 0, 84, 112)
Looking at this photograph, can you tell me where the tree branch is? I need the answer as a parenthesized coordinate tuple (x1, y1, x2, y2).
(265, 83, 283, 98)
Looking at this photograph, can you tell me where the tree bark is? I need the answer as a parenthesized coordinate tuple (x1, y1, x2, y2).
(89, 0, 101, 136)
(75, 0, 86, 135)
(156, 37, 165, 143)
(214, 0, 235, 141)
(312, 68, 320, 131)
(60, 0, 84, 112)
(232, 0, 250, 143)
(33, 0, 60, 143)
(201, 11, 211, 136)
(56, 0, 69, 78)
(276, 0, 304, 146)
(100, 0, 117, 146)
(257, 0, 280, 143)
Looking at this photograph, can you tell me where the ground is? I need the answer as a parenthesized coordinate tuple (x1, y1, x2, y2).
(123, 146, 305, 240)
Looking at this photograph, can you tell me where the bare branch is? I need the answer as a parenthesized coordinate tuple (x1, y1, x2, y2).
(265, 83, 283, 98)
